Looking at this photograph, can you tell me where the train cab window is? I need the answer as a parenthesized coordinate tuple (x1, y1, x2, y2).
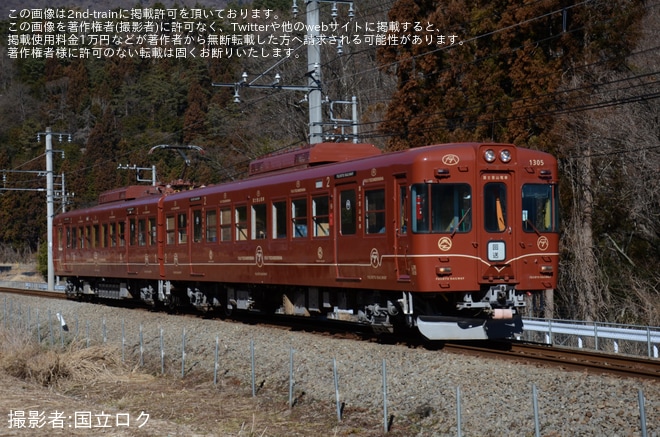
(166, 216, 175, 245)
(484, 183, 507, 232)
(292, 198, 308, 238)
(235, 205, 248, 241)
(251, 204, 267, 239)
(118, 222, 126, 247)
(522, 184, 558, 233)
(206, 210, 217, 242)
(411, 184, 471, 233)
(340, 189, 356, 235)
(66, 227, 72, 248)
(85, 226, 91, 248)
(148, 217, 157, 245)
(193, 210, 203, 243)
(220, 207, 232, 242)
(72, 227, 78, 248)
(312, 195, 329, 237)
(272, 201, 287, 239)
(365, 189, 386, 234)
(177, 213, 187, 243)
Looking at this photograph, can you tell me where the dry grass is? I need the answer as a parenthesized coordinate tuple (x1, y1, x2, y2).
(0, 326, 411, 435)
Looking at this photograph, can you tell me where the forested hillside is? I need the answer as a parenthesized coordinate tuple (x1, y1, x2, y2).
(0, 0, 657, 325)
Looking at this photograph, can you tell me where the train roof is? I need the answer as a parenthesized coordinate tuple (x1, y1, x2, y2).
(248, 142, 382, 176)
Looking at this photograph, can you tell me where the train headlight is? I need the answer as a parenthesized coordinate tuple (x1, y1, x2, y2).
(484, 149, 496, 163)
(500, 149, 511, 163)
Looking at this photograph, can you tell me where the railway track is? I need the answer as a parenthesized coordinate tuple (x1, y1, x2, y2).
(2, 286, 658, 380)
(443, 341, 660, 380)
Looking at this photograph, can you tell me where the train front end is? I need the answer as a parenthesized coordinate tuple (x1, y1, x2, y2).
(404, 143, 559, 340)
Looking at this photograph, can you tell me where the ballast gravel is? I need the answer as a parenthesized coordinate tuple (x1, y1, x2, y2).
(2, 292, 658, 436)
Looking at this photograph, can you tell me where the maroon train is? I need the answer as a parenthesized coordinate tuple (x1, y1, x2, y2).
(53, 142, 559, 340)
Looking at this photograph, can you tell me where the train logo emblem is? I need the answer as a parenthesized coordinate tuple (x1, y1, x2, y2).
(442, 154, 460, 165)
(255, 246, 264, 268)
(537, 236, 549, 251)
(317, 246, 323, 260)
(438, 237, 452, 251)
(370, 248, 381, 268)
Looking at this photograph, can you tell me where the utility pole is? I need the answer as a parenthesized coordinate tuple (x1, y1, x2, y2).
(37, 127, 71, 292)
(213, 1, 356, 144)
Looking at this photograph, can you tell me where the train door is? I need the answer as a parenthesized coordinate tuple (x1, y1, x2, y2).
(394, 177, 410, 281)
(479, 173, 517, 283)
(334, 181, 360, 280)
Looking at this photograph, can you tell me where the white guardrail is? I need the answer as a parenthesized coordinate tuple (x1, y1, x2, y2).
(522, 318, 660, 359)
(1, 281, 658, 358)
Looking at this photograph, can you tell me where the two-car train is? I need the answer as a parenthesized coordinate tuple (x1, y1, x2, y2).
(53, 142, 559, 340)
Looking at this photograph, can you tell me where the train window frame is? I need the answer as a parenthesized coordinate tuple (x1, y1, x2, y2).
(192, 209, 203, 243)
(312, 194, 330, 237)
(220, 207, 232, 242)
(206, 209, 218, 243)
(166, 215, 175, 245)
(292, 197, 308, 238)
(235, 204, 248, 241)
(411, 183, 472, 234)
(522, 184, 558, 233)
(85, 226, 91, 248)
(484, 182, 507, 233)
(272, 200, 287, 239)
(365, 188, 386, 235)
(66, 226, 72, 249)
(118, 222, 126, 247)
(340, 188, 356, 235)
(251, 203, 267, 240)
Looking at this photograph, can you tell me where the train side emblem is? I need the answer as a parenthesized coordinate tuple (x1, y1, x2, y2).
(442, 154, 460, 165)
(370, 248, 381, 268)
(255, 246, 264, 268)
(537, 236, 549, 251)
(438, 237, 452, 251)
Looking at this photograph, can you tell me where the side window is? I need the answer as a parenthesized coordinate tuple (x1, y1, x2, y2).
(109, 222, 116, 247)
(340, 189, 356, 235)
(365, 188, 386, 234)
(193, 209, 203, 243)
(148, 217, 157, 246)
(272, 200, 287, 239)
(292, 198, 308, 238)
(484, 183, 507, 232)
(138, 219, 146, 246)
(166, 216, 175, 245)
(101, 224, 107, 248)
(118, 222, 126, 247)
(85, 226, 91, 248)
(129, 219, 136, 246)
(206, 209, 217, 242)
(92, 224, 100, 248)
(66, 226, 72, 249)
(252, 204, 267, 239)
(312, 195, 329, 237)
(235, 205, 248, 241)
(177, 213, 187, 243)
(220, 207, 232, 242)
